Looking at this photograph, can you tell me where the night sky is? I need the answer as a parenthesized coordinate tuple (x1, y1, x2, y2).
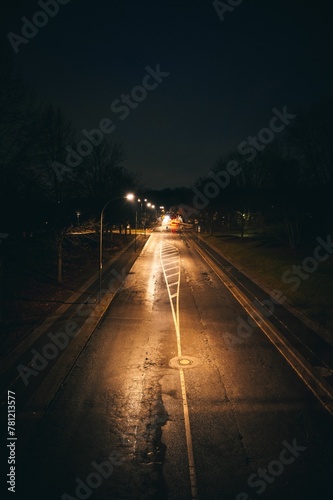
(1, 0, 332, 189)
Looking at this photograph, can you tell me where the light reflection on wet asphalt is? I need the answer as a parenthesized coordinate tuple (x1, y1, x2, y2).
(16, 230, 333, 499)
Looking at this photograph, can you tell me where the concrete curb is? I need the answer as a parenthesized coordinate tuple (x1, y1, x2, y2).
(195, 232, 333, 347)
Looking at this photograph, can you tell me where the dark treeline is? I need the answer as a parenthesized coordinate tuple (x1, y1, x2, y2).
(0, 47, 138, 235)
(0, 47, 141, 289)
(178, 97, 333, 249)
(1, 44, 332, 251)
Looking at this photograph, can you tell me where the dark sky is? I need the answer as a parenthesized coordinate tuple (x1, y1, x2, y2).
(1, 0, 332, 189)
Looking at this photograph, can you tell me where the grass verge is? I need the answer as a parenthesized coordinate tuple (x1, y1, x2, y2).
(0, 232, 134, 354)
(199, 232, 333, 332)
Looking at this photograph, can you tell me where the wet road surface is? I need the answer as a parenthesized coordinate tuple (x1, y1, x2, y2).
(5, 230, 333, 499)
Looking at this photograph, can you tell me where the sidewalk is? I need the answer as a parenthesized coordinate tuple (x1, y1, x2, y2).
(0, 235, 150, 415)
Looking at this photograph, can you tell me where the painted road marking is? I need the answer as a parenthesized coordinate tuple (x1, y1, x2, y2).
(160, 242, 198, 499)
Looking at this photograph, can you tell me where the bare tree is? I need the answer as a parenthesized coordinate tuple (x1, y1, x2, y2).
(77, 139, 137, 208)
(0, 47, 37, 210)
(287, 97, 333, 233)
(32, 104, 76, 283)
(32, 103, 76, 203)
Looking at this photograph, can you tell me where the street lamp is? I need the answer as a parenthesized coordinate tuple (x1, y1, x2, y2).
(98, 193, 134, 302)
(135, 197, 147, 251)
(135, 209, 138, 252)
(132, 197, 154, 244)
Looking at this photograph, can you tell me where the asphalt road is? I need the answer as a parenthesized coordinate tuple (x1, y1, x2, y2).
(6, 230, 333, 499)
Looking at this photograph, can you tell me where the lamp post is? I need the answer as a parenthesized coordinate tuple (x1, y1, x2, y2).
(132, 196, 153, 251)
(137, 198, 147, 230)
(135, 209, 138, 252)
(145, 202, 156, 229)
(98, 193, 134, 302)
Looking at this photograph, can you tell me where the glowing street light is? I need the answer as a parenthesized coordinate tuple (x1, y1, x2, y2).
(98, 193, 134, 302)
(135, 197, 148, 251)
